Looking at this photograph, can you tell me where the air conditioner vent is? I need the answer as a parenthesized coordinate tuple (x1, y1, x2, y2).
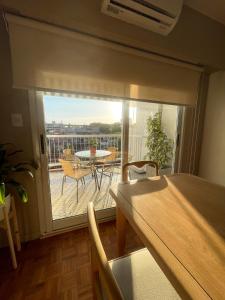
(111, 0, 164, 25)
(102, 0, 183, 35)
(132, 0, 176, 18)
(107, 4, 120, 14)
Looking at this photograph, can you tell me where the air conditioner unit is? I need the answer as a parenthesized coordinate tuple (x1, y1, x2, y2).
(101, 0, 183, 35)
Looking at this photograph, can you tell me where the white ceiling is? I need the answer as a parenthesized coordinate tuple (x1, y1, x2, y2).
(1, 0, 225, 26)
(185, 0, 225, 26)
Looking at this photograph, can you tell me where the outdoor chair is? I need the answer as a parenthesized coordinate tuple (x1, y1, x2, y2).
(59, 159, 97, 202)
(122, 160, 159, 182)
(95, 147, 121, 189)
(62, 148, 74, 161)
(63, 149, 92, 169)
(87, 202, 180, 300)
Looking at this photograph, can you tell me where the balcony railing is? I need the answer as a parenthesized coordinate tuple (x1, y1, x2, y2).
(46, 134, 147, 164)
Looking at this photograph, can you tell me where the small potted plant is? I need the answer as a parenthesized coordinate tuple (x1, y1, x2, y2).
(0, 143, 36, 206)
(89, 138, 98, 155)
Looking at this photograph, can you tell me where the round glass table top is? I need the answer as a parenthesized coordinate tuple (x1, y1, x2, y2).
(75, 150, 111, 159)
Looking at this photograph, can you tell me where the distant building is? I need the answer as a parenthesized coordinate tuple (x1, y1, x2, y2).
(45, 122, 100, 135)
(45, 122, 65, 134)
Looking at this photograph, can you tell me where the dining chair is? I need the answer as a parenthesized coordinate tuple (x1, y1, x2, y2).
(59, 159, 97, 202)
(0, 195, 21, 269)
(87, 202, 180, 300)
(122, 160, 159, 182)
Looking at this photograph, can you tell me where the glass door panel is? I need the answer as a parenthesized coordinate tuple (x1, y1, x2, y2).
(41, 94, 122, 227)
(128, 101, 180, 180)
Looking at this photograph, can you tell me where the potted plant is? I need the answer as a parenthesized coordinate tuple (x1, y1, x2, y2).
(0, 143, 36, 206)
(145, 112, 173, 175)
(89, 138, 98, 155)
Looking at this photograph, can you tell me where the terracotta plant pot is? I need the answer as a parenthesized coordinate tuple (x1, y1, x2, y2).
(90, 146, 96, 155)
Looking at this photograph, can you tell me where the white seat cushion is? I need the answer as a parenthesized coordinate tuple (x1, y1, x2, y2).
(129, 165, 146, 174)
(109, 248, 181, 299)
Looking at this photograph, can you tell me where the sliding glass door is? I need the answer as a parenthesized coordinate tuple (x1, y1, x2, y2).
(34, 91, 182, 233)
(36, 93, 123, 230)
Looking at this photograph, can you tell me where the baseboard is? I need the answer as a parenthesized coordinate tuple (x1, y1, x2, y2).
(21, 231, 41, 242)
(0, 231, 41, 248)
(41, 215, 115, 239)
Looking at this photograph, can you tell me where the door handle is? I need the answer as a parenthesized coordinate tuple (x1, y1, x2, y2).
(176, 133, 180, 147)
(40, 134, 45, 154)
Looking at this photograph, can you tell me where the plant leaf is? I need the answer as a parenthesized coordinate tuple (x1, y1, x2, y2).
(6, 180, 29, 203)
(14, 167, 34, 178)
(0, 143, 34, 203)
(17, 186, 28, 203)
(0, 183, 5, 205)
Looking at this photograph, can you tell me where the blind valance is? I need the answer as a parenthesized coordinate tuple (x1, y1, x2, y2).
(6, 13, 202, 105)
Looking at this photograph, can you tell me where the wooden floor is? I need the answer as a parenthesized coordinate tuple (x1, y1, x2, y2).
(0, 221, 143, 300)
(50, 168, 121, 220)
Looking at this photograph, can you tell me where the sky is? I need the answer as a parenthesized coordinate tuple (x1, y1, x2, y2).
(43, 95, 122, 125)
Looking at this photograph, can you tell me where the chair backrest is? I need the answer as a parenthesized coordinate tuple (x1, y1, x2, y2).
(106, 147, 117, 161)
(87, 202, 124, 300)
(59, 159, 74, 177)
(122, 160, 159, 182)
(63, 148, 74, 161)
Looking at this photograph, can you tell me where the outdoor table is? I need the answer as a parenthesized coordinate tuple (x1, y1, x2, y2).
(75, 150, 111, 161)
(75, 150, 111, 189)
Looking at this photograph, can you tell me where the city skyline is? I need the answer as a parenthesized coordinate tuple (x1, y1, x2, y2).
(43, 95, 122, 125)
(45, 120, 121, 125)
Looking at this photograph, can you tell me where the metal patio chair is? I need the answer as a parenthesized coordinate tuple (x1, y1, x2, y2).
(59, 159, 97, 202)
(95, 147, 121, 189)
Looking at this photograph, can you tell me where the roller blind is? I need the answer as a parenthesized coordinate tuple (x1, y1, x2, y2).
(6, 13, 202, 105)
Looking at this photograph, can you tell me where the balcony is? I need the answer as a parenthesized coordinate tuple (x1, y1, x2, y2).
(47, 133, 147, 161)
(47, 134, 147, 220)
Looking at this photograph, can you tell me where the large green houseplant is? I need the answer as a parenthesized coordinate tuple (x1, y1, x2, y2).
(0, 143, 36, 205)
(145, 112, 173, 169)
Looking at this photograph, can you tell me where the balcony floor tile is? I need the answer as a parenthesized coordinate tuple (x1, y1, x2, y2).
(49, 168, 120, 220)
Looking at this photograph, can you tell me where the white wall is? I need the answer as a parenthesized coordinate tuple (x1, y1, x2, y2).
(199, 71, 225, 186)
(128, 102, 159, 161)
(2, 1, 225, 70)
(161, 105, 178, 140)
(0, 15, 40, 244)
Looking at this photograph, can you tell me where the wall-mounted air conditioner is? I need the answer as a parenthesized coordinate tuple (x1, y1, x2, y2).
(102, 0, 183, 35)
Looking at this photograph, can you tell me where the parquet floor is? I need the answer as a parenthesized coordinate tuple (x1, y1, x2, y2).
(0, 221, 143, 300)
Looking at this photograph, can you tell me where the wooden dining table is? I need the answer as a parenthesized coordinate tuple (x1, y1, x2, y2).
(109, 173, 225, 300)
